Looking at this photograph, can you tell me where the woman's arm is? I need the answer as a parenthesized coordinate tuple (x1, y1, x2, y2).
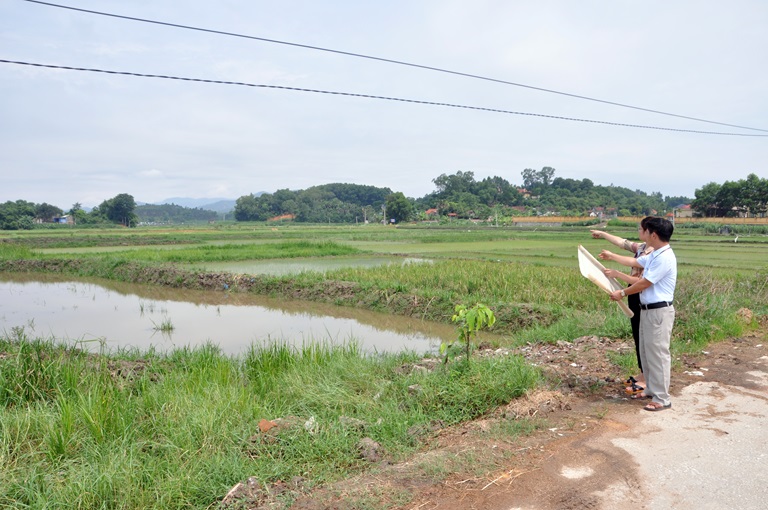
(599, 249, 643, 268)
(591, 230, 622, 247)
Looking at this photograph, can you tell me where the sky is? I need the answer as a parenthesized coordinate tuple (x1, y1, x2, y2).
(1, 0, 767, 209)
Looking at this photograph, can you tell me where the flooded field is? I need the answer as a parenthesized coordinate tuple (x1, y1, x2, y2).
(0, 273, 459, 355)
(185, 255, 431, 276)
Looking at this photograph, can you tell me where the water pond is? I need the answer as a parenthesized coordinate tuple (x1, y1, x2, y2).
(0, 273, 460, 356)
(184, 255, 432, 276)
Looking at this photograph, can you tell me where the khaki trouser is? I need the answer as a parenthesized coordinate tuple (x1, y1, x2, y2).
(639, 306, 675, 406)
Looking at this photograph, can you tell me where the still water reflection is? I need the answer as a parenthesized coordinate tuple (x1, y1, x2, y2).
(0, 273, 459, 356)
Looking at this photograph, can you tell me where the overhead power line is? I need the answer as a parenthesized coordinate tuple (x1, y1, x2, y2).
(21, 0, 768, 134)
(3, 58, 767, 138)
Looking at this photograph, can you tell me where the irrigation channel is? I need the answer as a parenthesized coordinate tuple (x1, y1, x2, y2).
(0, 272, 466, 355)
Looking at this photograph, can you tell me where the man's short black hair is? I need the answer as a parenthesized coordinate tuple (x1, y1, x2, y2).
(645, 216, 674, 242)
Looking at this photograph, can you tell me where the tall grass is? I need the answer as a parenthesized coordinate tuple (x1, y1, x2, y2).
(671, 268, 765, 352)
(0, 334, 540, 509)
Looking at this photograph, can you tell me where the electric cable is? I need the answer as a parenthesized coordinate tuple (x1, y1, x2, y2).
(19, 0, 768, 134)
(3, 58, 766, 138)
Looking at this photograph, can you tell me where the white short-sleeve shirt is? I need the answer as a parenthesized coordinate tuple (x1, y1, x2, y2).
(636, 245, 677, 304)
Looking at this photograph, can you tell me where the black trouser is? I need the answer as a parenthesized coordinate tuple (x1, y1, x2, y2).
(627, 292, 643, 373)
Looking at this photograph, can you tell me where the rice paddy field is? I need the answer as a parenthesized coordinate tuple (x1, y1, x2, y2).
(1, 221, 766, 508)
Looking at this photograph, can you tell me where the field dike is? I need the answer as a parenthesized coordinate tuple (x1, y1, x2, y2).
(0, 258, 554, 335)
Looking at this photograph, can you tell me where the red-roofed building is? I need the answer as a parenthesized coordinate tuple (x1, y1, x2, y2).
(674, 204, 693, 218)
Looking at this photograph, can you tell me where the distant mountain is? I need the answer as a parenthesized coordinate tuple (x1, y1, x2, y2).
(155, 194, 265, 213)
(200, 200, 237, 214)
(158, 197, 232, 209)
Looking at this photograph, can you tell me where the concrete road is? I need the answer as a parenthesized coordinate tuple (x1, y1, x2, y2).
(596, 355, 768, 509)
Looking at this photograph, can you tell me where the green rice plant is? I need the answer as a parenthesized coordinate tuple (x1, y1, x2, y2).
(0, 243, 32, 260)
(151, 316, 175, 333)
(69, 240, 363, 263)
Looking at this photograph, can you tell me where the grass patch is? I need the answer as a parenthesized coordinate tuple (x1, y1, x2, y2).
(0, 334, 540, 509)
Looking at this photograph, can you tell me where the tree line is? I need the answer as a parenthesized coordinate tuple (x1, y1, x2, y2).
(234, 183, 394, 223)
(0, 194, 138, 230)
(691, 173, 767, 217)
(3, 169, 765, 230)
(233, 168, 695, 224)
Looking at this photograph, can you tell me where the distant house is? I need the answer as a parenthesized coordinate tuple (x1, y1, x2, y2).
(589, 207, 605, 218)
(425, 208, 438, 216)
(53, 215, 74, 225)
(674, 204, 693, 218)
(517, 188, 531, 198)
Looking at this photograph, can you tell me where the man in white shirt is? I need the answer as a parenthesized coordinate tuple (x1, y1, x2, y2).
(599, 217, 677, 411)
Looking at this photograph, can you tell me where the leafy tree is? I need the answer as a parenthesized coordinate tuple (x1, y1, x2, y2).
(35, 203, 63, 222)
(692, 182, 723, 217)
(234, 193, 265, 221)
(68, 203, 88, 225)
(433, 171, 476, 195)
(451, 191, 482, 218)
(314, 183, 391, 207)
(691, 175, 768, 217)
(740, 173, 767, 216)
(476, 176, 517, 206)
(234, 184, 393, 223)
(97, 193, 137, 226)
(718, 181, 742, 217)
(521, 167, 555, 193)
(385, 192, 413, 223)
(0, 200, 36, 230)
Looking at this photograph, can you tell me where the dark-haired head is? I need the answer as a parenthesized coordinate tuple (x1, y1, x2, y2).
(645, 216, 674, 242)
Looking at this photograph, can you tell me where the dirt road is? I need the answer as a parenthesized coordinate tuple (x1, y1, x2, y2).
(399, 332, 768, 510)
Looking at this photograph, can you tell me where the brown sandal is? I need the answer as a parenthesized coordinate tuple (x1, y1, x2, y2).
(644, 402, 672, 412)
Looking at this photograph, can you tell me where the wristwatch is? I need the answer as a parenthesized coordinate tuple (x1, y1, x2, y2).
(620, 290, 626, 297)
